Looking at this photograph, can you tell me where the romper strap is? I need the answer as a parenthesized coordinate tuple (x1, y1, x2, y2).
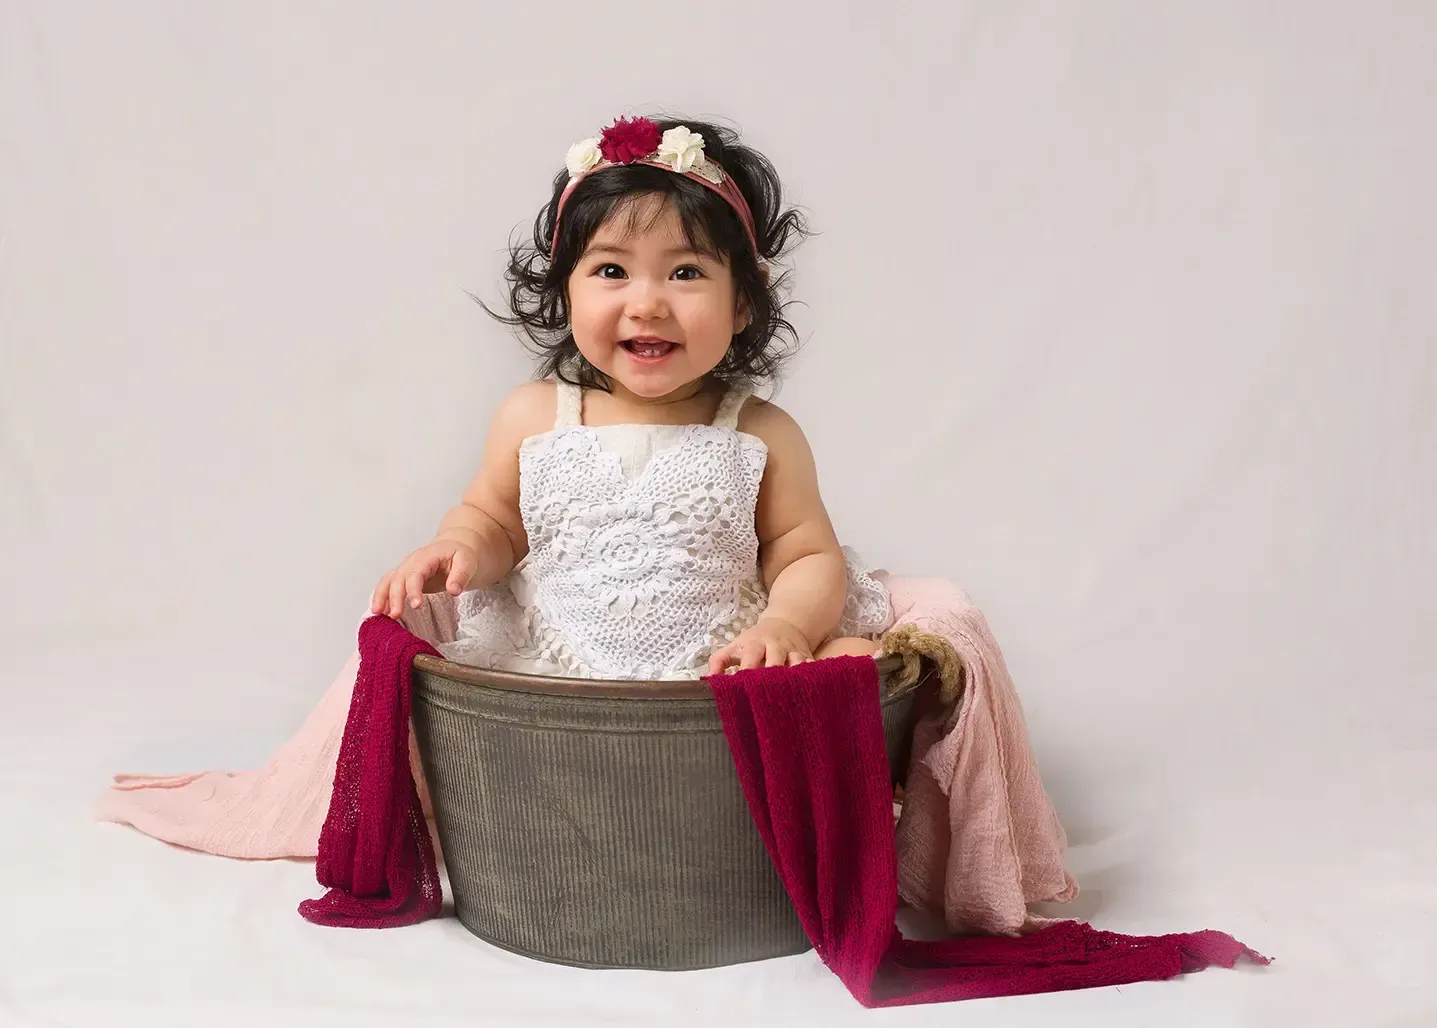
(553, 378, 583, 428)
(711, 387, 752, 431)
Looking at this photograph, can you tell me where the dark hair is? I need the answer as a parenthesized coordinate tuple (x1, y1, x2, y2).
(482, 117, 809, 391)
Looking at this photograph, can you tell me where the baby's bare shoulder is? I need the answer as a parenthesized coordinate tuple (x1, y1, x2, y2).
(489, 379, 558, 444)
(736, 396, 811, 457)
(459, 380, 557, 535)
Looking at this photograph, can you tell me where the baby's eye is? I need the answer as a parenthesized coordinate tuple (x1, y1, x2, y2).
(672, 265, 704, 281)
(595, 263, 627, 280)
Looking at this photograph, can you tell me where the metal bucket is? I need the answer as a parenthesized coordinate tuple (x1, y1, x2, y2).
(410, 654, 921, 970)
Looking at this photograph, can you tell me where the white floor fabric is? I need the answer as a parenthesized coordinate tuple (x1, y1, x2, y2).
(2, 637, 1430, 1028)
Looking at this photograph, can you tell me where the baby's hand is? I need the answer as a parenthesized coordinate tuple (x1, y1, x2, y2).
(707, 617, 813, 676)
(371, 539, 480, 619)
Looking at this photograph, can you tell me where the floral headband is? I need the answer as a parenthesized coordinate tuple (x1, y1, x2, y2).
(553, 116, 760, 257)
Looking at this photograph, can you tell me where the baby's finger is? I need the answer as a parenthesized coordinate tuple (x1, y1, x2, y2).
(707, 645, 735, 676)
(404, 567, 427, 610)
(446, 549, 475, 595)
(387, 572, 409, 619)
(739, 639, 765, 670)
(787, 651, 808, 666)
(764, 642, 786, 668)
(371, 572, 394, 615)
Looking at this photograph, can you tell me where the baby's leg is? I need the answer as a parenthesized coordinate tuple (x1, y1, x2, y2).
(814, 636, 880, 660)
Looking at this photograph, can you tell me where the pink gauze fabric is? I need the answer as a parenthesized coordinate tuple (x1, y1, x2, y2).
(877, 572, 1079, 933)
(95, 578, 1072, 933)
(93, 598, 457, 860)
(292, 616, 1267, 1004)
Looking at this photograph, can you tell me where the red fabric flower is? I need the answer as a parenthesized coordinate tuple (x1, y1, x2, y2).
(598, 117, 662, 165)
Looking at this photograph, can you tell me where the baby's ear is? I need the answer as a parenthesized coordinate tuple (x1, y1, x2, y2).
(735, 264, 769, 329)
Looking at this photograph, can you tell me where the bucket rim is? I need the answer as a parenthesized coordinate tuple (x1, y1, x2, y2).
(412, 652, 917, 702)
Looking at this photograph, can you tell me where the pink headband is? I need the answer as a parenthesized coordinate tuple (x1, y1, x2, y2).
(552, 117, 760, 258)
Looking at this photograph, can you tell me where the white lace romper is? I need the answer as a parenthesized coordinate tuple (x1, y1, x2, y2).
(439, 379, 894, 680)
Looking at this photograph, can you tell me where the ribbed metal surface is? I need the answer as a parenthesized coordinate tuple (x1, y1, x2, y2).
(411, 662, 920, 970)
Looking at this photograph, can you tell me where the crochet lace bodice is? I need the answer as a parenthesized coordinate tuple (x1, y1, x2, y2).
(442, 380, 892, 679)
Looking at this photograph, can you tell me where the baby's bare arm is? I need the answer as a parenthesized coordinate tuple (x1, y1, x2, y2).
(372, 381, 551, 616)
(744, 400, 848, 650)
(435, 382, 552, 583)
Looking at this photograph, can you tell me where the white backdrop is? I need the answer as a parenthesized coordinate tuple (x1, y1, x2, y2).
(2, 3, 1434, 1026)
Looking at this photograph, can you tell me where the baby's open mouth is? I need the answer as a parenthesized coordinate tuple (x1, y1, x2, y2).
(620, 339, 679, 358)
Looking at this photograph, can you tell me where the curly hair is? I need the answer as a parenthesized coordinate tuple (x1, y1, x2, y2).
(482, 117, 810, 391)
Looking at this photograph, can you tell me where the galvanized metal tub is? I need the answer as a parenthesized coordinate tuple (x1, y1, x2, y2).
(409, 654, 921, 970)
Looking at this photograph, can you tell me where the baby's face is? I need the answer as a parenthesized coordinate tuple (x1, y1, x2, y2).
(567, 196, 742, 401)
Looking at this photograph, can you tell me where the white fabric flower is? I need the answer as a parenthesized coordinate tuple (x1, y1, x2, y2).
(657, 126, 707, 174)
(565, 137, 603, 178)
